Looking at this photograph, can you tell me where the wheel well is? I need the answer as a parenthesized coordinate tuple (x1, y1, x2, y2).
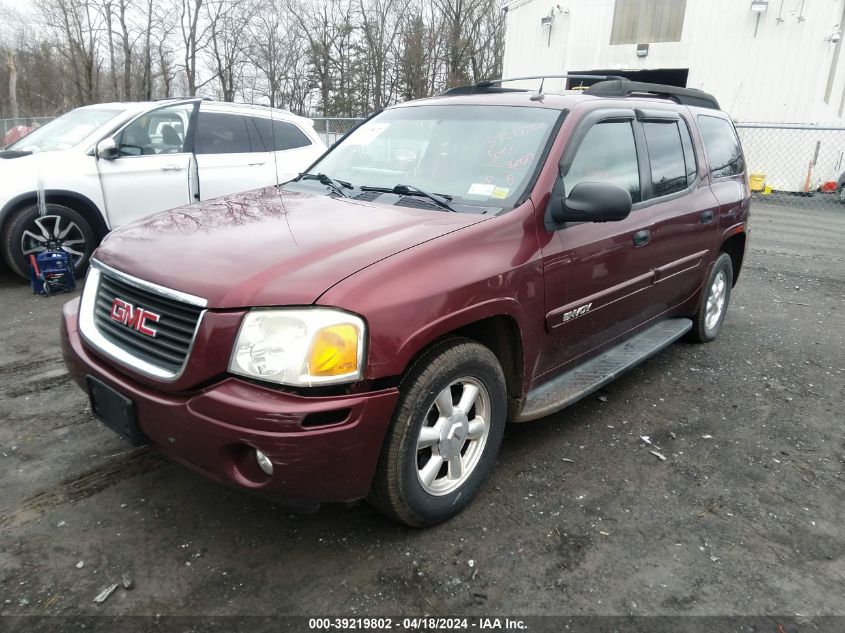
(1, 192, 109, 242)
(448, 316, 525, 421)
(720, 232, 746, 286)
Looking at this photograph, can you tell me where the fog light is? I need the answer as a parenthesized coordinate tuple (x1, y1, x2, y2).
(255, 449, 273, 476)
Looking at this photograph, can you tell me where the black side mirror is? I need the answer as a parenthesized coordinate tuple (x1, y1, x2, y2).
(551, 182, 633, 224)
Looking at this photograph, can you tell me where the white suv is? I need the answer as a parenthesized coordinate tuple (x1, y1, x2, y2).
(0, 99, 327, 279)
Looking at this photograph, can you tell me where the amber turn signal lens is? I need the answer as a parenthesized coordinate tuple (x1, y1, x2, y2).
(307, 324, 360, 376)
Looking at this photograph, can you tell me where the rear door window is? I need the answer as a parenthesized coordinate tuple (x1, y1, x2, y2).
(697, 115, 745, 178)
(195, 112, 258, 154)
(564, 120, 641, 203)
(643, 120, 690, 198)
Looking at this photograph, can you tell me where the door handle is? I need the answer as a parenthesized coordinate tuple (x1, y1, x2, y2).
(160, 164, 184, 172)
(248, 161, 266, 166)
(633, 229, 651, 247)
(701, 209, 715, 224)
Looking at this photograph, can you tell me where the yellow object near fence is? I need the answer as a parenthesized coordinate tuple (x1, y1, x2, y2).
(749, 173, 766, 191)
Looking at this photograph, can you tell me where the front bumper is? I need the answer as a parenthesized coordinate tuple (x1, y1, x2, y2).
(61, 298, 399, 503)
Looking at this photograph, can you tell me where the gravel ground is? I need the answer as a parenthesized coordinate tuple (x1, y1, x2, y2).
(0, 201, 843, 623)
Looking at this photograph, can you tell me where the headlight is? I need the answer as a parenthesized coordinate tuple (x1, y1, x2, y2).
(228, 308, 366, 386)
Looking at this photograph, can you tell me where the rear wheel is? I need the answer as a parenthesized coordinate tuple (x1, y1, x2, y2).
(2, 203, 96, 280)
(368, 338, 507, 527)
(839, 186, 845, 204)
(687, 252, 733, 343)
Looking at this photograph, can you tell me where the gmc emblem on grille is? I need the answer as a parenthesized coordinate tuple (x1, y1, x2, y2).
(110, 298, 160, 337)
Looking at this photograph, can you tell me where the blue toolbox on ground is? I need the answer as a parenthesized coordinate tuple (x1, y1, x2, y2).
(29, 250, 76, 295)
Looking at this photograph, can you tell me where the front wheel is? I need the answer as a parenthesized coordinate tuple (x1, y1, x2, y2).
(368, 338, 507, 526)
(687, 252, 733, 343)
(2, 204, 97, 280)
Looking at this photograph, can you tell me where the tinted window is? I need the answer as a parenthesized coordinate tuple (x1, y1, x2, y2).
(643, 121, 687, 198)
(247, 118, 266, 152)
(697, 115, 744, 178)
(679, 119, 697, 185)
(254, 118, 312, 151)
(196, 112, 255, 154)
(564, 120, 641, 203)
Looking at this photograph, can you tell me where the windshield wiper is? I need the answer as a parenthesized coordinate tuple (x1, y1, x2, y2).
(296, 172, 352, 198)
(361, 184, 456, 212)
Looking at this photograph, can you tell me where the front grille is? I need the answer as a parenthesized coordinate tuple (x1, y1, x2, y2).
(93, 272, 203, 374)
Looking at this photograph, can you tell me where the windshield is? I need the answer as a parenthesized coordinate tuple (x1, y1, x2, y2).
(8, 107, 124, 152)
(308, 105, 560, 209)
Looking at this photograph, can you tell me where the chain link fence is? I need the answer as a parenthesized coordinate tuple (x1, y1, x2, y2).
(1, 117, 54, 143)
(310, 117, 362, 146)
(736, 123, 845, 210)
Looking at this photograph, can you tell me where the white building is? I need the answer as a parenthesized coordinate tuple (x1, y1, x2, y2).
(502, 0, 845, 124)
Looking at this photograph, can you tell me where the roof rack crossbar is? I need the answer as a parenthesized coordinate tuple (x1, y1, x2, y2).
(584, 79, 720, 110)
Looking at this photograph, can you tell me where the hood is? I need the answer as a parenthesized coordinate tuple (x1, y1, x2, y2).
(94, 187, 488, 309)
(0, 149, 80, 193)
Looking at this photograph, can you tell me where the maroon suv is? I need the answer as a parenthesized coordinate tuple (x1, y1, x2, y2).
(61, 77, 750, 526)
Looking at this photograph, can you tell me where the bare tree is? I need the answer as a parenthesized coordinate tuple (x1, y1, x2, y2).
(140, 0, 154, 98)
(6, 0, 505, 118)
(100, 0, 120, 98)
(6, 50, 17, 118)
(246, 0, 310, 109)
(358, 0, 406, 110)
(177, 0, 208, 95)
(207, 0, 255, 101)
(38, 0, 104, 105)
(115, 0, 135, 99)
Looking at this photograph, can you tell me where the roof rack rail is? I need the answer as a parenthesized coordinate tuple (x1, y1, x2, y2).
(441, 74, 625, 95)
(584, 79, 720, 110)
(152, 96, 213, 101)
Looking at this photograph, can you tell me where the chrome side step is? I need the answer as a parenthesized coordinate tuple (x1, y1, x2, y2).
(517, 318, 693, 422)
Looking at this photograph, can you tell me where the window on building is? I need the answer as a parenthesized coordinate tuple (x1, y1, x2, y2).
(610, 0, 687, 45)
(643, 120, 693, 198)
(697, 116, 745, 178)
(564, 120, 641, 203)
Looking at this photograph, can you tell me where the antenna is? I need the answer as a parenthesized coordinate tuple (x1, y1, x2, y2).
(270, 98, 279, 188)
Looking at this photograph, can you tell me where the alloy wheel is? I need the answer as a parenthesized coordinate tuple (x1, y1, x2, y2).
(21, 215, 87, 266)
(415, 377, 491, 496)
(705, 269, 727, 331)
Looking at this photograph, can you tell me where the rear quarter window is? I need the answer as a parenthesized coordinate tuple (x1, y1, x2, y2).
(253, 118, 312, 151)
(697, 115, 745, 178)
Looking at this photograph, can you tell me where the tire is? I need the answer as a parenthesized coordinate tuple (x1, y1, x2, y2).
(368, 338, 508, 527)
(838, 186, 845, 204)
(2, 203, 97, 280)
(687, 252, 733, 343)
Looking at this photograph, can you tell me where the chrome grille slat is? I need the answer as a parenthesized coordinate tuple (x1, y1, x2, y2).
(93, 297, 193, 345)
(99, 278, 202, 323)
(94, 315, 187, 366)
(92, 269, 204, 375)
